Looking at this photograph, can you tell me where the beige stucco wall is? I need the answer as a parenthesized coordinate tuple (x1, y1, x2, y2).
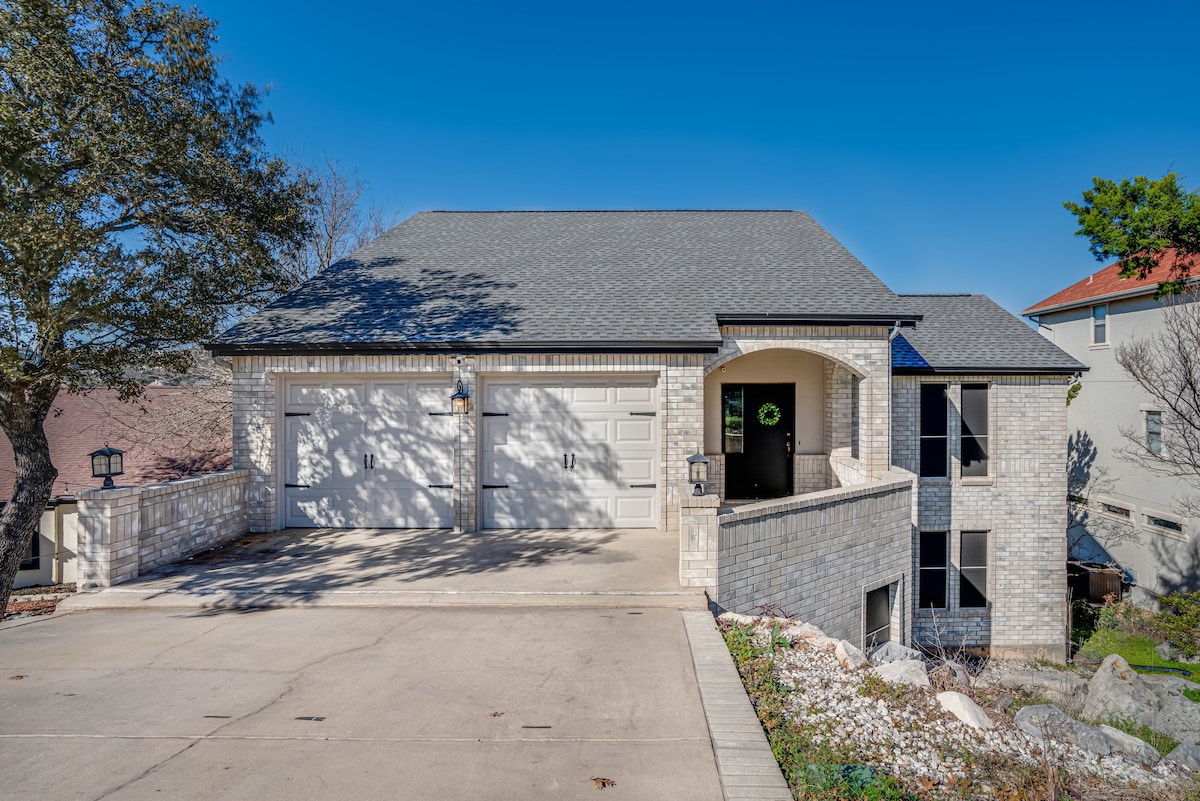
(703, 348, 825, 454)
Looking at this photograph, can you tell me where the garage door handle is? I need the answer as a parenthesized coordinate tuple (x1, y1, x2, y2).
(628, 483, 657, 488)
(285, 483, 311, 489)
(369, 454, 375, 469)
(364, 454, 368, 469)
(427, 484, 453, 489)
(483, 484, 509, 489)
(563, 453, 568, 470)
(570, 453, 576, 470)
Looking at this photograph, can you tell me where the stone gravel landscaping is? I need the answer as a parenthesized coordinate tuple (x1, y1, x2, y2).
(719, 613, 1200, 800)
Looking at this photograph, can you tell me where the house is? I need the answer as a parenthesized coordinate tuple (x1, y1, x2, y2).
(1024, 258, 1200, 605)
(1, 386, 232, 588)
(209, 210, 1082, 659)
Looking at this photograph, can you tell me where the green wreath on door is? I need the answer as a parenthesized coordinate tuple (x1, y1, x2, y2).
(756, 402, 782, 426)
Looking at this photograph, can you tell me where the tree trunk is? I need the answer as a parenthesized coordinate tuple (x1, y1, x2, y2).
(0, 386, 59, 615)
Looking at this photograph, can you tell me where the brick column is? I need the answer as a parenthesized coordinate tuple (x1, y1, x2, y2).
(76, 486, 142, 588)
(678, 480, 720, 589)
(453, 359, 478, 533)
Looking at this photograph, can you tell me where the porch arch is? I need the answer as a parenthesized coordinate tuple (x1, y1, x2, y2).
(704, 341, 870, 379)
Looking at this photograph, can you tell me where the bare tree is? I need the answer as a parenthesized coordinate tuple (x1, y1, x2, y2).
(1115, 289, 1200, 517)
(277, 157, 391, 286)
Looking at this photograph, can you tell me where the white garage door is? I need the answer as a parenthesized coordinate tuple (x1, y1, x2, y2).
(481, 376, 659, 528)
(282, 378, 454, 528)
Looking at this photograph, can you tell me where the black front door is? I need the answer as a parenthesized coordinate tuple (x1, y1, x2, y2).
(723, 383, 794, 499)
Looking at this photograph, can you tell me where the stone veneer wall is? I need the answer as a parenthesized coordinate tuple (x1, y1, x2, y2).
(230, 353, 706, 539)
(892, 375, 1071, 661)
(76, 470, 249, 587)
(713, 470, 916, 647)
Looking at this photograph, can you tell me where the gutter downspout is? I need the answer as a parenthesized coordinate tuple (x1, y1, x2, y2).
(887, 322, 902, 473)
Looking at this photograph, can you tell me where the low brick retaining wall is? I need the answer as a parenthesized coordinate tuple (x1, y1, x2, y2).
(714, 470, 916, 647)
(76, 470, 249, 587)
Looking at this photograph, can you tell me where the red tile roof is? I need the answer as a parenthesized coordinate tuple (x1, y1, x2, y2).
(0, 386, 232, 500)
(1023, 251, 1187, 315)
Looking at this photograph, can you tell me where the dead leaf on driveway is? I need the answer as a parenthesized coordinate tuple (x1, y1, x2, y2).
(9, 675, 25, 680)
(590, 777, 616, 790)
(489, 711, 504, 717)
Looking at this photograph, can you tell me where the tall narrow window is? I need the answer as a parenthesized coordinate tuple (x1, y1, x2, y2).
(722, 385, 744, 454)
(918, 531, 948, 609)
(1146, 410, 1162, 455)
(919, 383, 948, 477)
(960, 384, 989, 477)
(959, 531, 988, 608)
(1092, 304, 1108, 345)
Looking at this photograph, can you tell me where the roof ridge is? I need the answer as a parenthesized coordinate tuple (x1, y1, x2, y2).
(899, 293, 977, 298)
(422, 209, 802, 214)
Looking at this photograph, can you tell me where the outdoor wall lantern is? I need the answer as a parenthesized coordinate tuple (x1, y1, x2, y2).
(89, 443, 125, 489)
(450, 380, 470, 415)
(687, 451, 710, 496)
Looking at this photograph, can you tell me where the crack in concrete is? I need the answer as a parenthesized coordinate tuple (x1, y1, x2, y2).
(87, 612, 421, 799)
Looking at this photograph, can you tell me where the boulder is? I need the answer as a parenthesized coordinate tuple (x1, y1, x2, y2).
(937, 691, 994, 730)
(1144, 691, 1200, 746)
(929, 660, 971, 689)
(869, 641, 925, 665)
(1080, 655, 1159, 729)
(835, 640, 869, 670)
(1166, 743, 1200, 771)
(783, 623, 837, 650)
(1097, 725, 1161, 766)
(873, 659, 930, 688)
(1014, 704, 1111, 757)
(998, 671, 1088, 708)
(717, 612, 760, 627)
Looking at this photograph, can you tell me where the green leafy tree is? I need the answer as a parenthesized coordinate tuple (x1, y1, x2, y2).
(0, 0, 313, 611)
(1064, 173, 1200, 297)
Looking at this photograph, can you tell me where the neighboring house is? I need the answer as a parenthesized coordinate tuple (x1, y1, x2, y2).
(209, 210, 1082, 658)
(0, 386, 232, 588)
(1024, 259, 1200, 605)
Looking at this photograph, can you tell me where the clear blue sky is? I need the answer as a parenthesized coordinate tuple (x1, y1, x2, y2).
(200, 0, 1199, 317)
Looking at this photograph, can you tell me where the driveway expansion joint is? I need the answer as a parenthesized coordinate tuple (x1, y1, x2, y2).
(682, 610, 791, 801)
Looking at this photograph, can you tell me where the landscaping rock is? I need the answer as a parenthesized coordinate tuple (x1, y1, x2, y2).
(929, 660, 971, 688)
(1080, 655, 1159, 729)
(1013, 704, 1111, 757)
(937, 691, 994, 730)
(718, 611, 762, 627)
(873, 659, 930, 688)
(1097, 725, 1161, 766)
(868, 641, 924, 665)
(1166, 743, 1200, 771)
(998, 670, 1087, 707)
(835, 640, 869, 670)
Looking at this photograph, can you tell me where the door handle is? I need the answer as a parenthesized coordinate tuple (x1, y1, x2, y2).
(369, 454, 375, 469)
(570, 453, 576, 470)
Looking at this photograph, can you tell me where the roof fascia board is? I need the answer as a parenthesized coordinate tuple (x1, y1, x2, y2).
(893, 366, 1087, 376)
(206, 340, 723, 357)
(716, 314, 921, 327)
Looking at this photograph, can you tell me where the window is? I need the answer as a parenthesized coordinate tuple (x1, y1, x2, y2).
(722, 385, 744, 454)
(1092, 304, 1108, 345)
(1146, 514, 1184, 536)
(19, 534, 38, 571)
(918, 531, 948, 609)
(1145, 410, 1162, 455)
(919, 383, 948, 477)
(959, 531, 988, 608)
(1100, 501, 1131, 520)
(864, 585, 892, 649)
(960, 384, 989, 477)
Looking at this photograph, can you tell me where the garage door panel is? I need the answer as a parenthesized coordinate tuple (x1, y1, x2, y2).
(283, 377, 454, 529)
(480, 375, 659, 529)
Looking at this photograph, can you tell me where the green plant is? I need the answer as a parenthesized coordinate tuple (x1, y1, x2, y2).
(1156, 590, 1200, 658)
(1183, 688, 1200, 704)
(1105, 718, 1180, 755)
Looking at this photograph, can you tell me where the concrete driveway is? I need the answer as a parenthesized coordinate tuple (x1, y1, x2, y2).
(1, 605, 726, 801)
(63, 528, 704, 611)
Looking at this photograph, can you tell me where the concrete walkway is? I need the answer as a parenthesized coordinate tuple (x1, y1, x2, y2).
(62, 527, 706, 611)
(0, 605, 788, 801)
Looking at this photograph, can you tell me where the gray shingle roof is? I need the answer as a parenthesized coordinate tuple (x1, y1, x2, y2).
(211, 211, 916, 352)
(895, 294, 1085, 374)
